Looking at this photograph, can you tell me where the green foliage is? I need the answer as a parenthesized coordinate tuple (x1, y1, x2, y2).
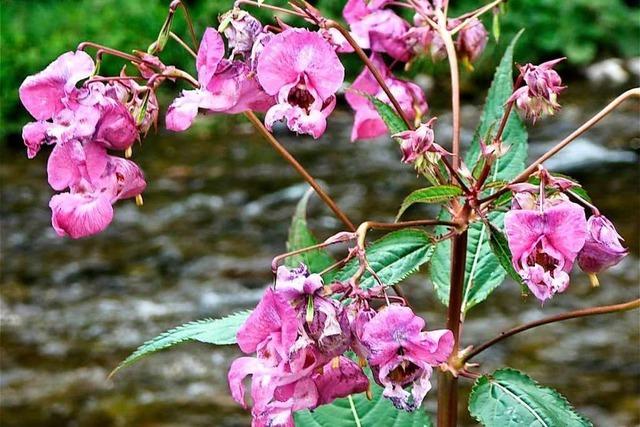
(110, 310, 250, 377)
(295, 365, 433, 427)
(396, 185, 463, 221)
(487, 222, 525, 287)
(369, 96, 409, 136)
(430, 32, 527, 311)
(469, 368, 592, 427)
(333, 230, 435, 289)
(286, 189, 336, 273)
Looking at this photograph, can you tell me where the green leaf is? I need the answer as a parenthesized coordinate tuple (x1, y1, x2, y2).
(430, 31, 528, 311)
(286, 189, 336, 273)
(110, 311, 250, 377)
(333, 230, 435, 289)
(396, 185, 463, 221)
(295, 366, 433, 427)
(369, 96, 409, 135)
(469, 368, 592, 427)
(487, 222, 525, 287)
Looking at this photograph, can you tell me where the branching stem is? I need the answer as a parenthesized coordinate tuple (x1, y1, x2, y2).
(462, 298, 640, 363)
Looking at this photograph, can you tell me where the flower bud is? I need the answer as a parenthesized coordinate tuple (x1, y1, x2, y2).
(393, 118, 447, 164)
(509, 58, 565, 122)
(578, 215, 628, 274)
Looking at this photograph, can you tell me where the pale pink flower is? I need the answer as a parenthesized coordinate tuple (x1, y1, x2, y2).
(346, 53, 428, 141)
(257, 29, 344, 139)
(219, 9, 263, 57)
(456, 18, 488, 63)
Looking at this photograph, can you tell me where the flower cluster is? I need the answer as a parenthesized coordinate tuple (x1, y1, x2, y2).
(228, 264, 453, 425)
(343, 0, 488, 141)
(505, 171, 627, 301)
(19, 51, 148, 238)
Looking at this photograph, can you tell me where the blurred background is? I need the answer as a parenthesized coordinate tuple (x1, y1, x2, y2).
(1, 1, 639, 426)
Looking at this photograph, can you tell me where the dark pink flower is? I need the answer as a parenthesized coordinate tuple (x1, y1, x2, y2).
(47, 141, 146, 238)
(393, 118, 448, 164)
(504, 200, 587, 301)
(257, 29, 344, 139)
(312, 356, 369, 405)
(456, 18, 488, 63)
(343, 0, 394, 24)
(361, 305, 453, 411)
(509, 58, 565, 122)
(578, 215, 627, 274)
(346, 54, 428, 141)
(93, 100, 138, 150)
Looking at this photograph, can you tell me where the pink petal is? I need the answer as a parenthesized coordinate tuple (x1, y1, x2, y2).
(19, 51, 95, 120)
(95, 101, 138, 150)
(165, 90, 214, 131)
(22, 121, 50, 159)
(312, 357, 369, 405)
(543, 202, 587, 269)
(197, 28, 225, 86)
(504, 209, 545, 264)
(49, 192, 113, 238)
(257, 29, 344, 100)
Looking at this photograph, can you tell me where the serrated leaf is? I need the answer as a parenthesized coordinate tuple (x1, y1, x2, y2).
(469, 368, 592, 427)
(295, 365, 433, 427)
(286, 189, 335, 273)
(110, 311, 250, 377)
(332, 230, 435, 289)
(369, 96, 409, 135)
(396, 185, 463, 221)
(430, 31, 528, 311)
(487, 222, 525, 287)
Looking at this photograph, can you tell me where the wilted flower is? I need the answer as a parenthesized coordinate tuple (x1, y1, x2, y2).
(393, 118, 447, 164)
(257, 29, 344, 139)
(509, 58, 565, 122)
(455, 18, 488, 64)
(346, 53, 428, 141)
(361, 305, 453, 411)
(504, 199, 587, 301)
(578, 215, 628, 280)
(219, 9, 263, 58)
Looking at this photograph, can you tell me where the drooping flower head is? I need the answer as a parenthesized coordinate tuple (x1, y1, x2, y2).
(509, 58, 566, 122)
(578, 215, 628, 276)
(346, 53, 428, 141)
(455, 18, 488, 64)
(393, 118, 448, 164)
(166, 27, 274, 132)
(257, 29, 344, 139)
(361, 305, 453, 411)
(504, 199, 587, 301)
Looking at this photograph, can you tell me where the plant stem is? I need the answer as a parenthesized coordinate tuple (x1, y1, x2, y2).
(434, 11, 462, 170)
(325, 20, 413, 130)
(244, 111, 356, 232)
(462, 298, 640, 364)
(169, 0, 199, 50)
(437, 230, 468, 427)
(450, 0, 506, 34)
(480, 87, 640, 204)
(77, 42, 142, 64)
(238, 0, 306, 17)
(169, 32, 197, 58)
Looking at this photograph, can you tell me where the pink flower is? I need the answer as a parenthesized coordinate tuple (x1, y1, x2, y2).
(346, 53, 428, 141)
(344, 0, 411, 62)
(509, 58, 565, 122)
(312, 356, 369, 405)
(393, 118, 447, 164)
(166, 28, 273, 132)
(504, 200, 587, 301)
(578, 215, 628, 274)
(47, 141, 146, 238)
(456, 18, 488, 63)
(257, 29, 344, 139)
(361, 305, 453, 411)
(19, 50, 95, 121)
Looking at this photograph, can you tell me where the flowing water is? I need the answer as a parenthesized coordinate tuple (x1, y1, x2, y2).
(1, 83, 639, 427)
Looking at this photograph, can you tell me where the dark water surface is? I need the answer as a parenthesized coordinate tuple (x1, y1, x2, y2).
(1, 84, 639, 426)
